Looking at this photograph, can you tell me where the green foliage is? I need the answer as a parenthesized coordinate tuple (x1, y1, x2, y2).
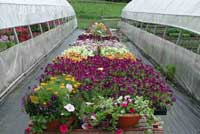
(156, 64, 176, 80)
(0, 42, 15, 51)
(70, 0, 126, 29)
(165, 64, 176, 80)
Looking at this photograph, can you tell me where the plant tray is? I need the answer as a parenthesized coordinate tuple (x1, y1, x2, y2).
(25, 128, 163, 134)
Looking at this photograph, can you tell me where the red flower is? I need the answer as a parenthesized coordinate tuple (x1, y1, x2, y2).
(115, 129, 124, 134)
(59, 124, 68, 133)
(121, 102, 128, 108)
(129, 108, 135, 113)
(25, 127, 31, 134)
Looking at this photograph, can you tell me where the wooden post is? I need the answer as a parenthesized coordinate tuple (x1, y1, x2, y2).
(13, 27, 19, 44)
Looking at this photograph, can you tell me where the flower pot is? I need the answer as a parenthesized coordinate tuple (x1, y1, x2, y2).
(154, 107, 167, 115)
(45, 117, 75, 132)
(46, 119, 61, 132)
(118, 114, 141, 129)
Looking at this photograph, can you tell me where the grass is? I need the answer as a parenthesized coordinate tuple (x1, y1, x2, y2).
(69, 0, 126, 29)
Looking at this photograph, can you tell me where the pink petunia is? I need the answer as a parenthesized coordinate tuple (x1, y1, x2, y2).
(129, 108, 136, 113)
(59, 124, 68, 133)
(115, 129, 124, 134)
(25, 127, 31, 134)
(121, 101, 128, 108)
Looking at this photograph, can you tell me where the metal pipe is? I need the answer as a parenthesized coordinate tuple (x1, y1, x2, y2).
(28, 25, 33, 38)
(39, 24, 43, 33)
(163, 26, 168, 38)
(13, 27, 19, 44)
(153, 25, 157, 34)
(47, 22, 50, 30)
(176, 30, 183, 45)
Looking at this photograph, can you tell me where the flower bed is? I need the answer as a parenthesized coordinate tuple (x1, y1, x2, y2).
(23, 23, 175, 134)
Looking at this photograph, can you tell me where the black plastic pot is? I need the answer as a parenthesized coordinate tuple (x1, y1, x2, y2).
(154, 107, 167, 115)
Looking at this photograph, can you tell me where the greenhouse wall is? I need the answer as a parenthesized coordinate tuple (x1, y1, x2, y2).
(0, 18, 77, 98)
(119, 21, 200, 101)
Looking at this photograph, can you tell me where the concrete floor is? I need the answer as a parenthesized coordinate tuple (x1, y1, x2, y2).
(0, 30, 200, 134)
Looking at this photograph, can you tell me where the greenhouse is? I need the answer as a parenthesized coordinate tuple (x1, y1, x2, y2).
(0, 0, 199, 134)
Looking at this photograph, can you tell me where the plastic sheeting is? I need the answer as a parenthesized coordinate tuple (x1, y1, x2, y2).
(121, 0, 200, 34)
(0, 0, 75, 29)
(0, 19, 77, 97)
(0, 0, 77, 98)
(119, 21, 200, 101)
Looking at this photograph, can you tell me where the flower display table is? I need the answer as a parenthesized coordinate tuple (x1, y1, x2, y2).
(25, 128, 163, 134)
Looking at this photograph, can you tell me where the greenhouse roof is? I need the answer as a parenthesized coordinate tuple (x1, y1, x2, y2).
(0, 0, 75, 29)
(122, 0, 200, 34)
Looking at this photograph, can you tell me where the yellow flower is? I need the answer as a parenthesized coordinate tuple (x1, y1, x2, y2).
(41, 82, 47, 86)
(65, 77, 72, 81)
(34, 86, 40, 92)
(49, 81, 54, 84)
(60, 85, 65, 89)
(50, 77, 57, 80)
(72, 90, 77, 94)
(54, 91, 58, 95)
(30, 96, 39, 104)
(43, 102, 47, 105)
(47, 88, 52, 91)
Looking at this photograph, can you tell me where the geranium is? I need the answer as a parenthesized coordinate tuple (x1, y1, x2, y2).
(59, 124, 68, 133)
(64, 104, 75, 112)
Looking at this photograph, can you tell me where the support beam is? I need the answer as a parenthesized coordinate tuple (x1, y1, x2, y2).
(176, 30, 183, 45)
(13, 27, 19, 44)
(39, 24, 43, 33)
(163, 26, 168, 38)
(47, 22, 50, 30)
(153, 25, 157, 34)
(28, 25, 33, 38)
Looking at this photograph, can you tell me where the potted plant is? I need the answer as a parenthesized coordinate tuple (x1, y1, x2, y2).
(114, 95, 159, 130)
(22, 75, 81, 133)
(77, 96, 118, 131)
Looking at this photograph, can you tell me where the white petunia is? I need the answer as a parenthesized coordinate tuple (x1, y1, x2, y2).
(124, 95, 131, 100)
(86, 102, 94, 105)
(64, 104, 75, 112)
(66, 84, 73, 92)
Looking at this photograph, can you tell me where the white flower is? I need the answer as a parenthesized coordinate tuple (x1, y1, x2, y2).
(91, 115, 96, 120)
(97, 67, 104, 71)
(120, 109, 125, 114)
(117, 96, 123, 102)
(124, 95, 131, 100)
(64, 104, 75, 112)
(66, 84, 73, 93)
(86, 102, 94, 105)
(61, 113, 64, 116)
